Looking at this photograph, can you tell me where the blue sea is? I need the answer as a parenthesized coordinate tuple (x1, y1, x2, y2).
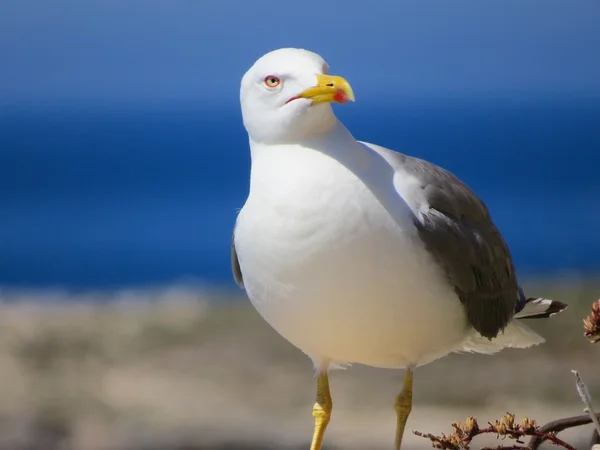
(1, 98, 599, 289)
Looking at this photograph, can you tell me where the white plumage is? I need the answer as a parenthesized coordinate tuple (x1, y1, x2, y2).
(234, 122, 543, 370)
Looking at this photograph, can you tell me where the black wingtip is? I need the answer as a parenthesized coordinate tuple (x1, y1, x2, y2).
(521, 298, 569, 319)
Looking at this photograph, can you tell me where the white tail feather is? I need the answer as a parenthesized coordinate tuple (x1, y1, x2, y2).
(457, 321, 545, 355)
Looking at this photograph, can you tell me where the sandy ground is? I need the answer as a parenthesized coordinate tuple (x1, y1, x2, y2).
(0, 276, 598, 450)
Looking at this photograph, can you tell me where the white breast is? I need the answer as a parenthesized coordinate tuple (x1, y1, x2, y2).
(234, 140, 469, 369)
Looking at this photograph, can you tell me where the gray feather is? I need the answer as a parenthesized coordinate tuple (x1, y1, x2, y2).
(231, 227, 244, 288)
(366, 144, 518, 339)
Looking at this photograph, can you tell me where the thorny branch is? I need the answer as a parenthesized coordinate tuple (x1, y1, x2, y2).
(413, 413, 576, 450)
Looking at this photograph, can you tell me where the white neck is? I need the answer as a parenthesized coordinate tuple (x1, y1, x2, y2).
(245, 104, 341, 146)
(247, 119, 415, 232)
(249, 118, 363, 162)
(247, 118, 392, 210)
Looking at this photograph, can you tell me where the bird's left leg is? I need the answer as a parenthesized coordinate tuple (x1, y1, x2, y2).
(309, 371, 333, 450)
(394, 367, 414, 450)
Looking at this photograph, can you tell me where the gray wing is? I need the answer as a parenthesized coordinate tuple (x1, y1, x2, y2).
(231, 226, 245, 289)
(372, 145, 518, 339)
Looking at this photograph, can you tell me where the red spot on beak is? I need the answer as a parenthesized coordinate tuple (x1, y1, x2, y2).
(333, 91, 349, 104)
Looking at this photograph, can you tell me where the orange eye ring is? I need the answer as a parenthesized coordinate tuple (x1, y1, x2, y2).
(264, 75, 281, 88)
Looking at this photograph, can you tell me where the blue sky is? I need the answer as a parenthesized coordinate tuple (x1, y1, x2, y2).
(1, 0, 599, 108)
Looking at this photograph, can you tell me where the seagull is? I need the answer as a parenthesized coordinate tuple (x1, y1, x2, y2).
(231, 48, 567, 450)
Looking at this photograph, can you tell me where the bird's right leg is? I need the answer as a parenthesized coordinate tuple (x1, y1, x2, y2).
(394, 367, 413, 450)
(309, 371, 333, 450)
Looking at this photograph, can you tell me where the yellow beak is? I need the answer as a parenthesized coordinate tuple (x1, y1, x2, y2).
(287, 74, 355, 105)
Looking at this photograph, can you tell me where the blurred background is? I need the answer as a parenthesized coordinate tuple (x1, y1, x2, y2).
(1, 1, 599, 449)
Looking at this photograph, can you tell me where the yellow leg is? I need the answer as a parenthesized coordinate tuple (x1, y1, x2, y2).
(394, 368, 413, 450)
(309, 372, 333, 450)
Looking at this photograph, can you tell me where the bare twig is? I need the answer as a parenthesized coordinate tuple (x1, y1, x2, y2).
(528, 412, 600, 449)
(481, 447, 526, 450)
(572, 370, 600, 438)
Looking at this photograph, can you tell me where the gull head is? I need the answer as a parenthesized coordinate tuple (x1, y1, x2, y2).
(240, 48, 355, 145)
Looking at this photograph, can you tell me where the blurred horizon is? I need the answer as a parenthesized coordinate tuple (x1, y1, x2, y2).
(2, 99, 600, 289)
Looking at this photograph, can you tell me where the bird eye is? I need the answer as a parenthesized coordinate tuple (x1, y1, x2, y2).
(264, 75, 281, 88)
